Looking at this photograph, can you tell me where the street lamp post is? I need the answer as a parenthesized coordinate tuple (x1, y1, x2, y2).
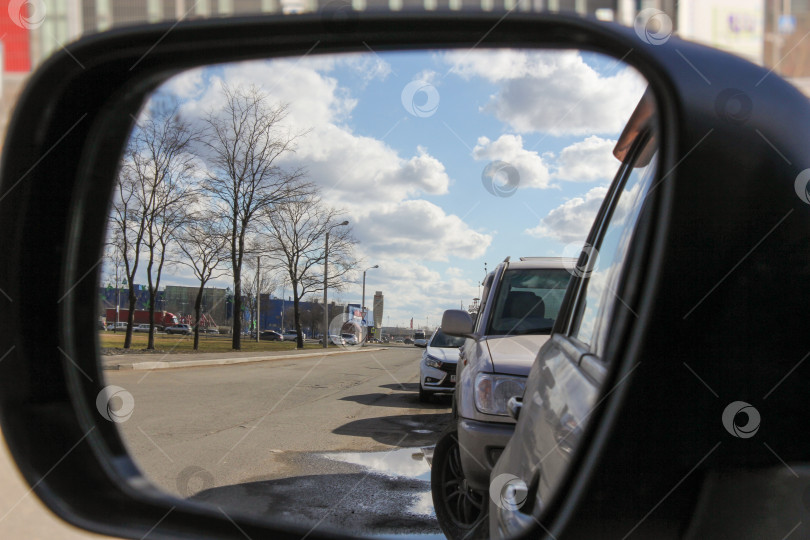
(323, 220, 349, 348)
(361, 265, 379, 347)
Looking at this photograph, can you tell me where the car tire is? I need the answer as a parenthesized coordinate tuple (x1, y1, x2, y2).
(431, 428, 488, 540)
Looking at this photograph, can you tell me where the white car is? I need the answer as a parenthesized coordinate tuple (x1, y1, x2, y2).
(329, 334, 345, 346)
(283, 330, 306, 340)
(418, 328, 466, 402)
(341, 333, 358, 345)
(413, 331, 428, 347)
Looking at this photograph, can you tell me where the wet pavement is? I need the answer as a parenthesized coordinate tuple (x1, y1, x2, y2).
(191, 447, 442, 536)
(108, 347, 453, 538)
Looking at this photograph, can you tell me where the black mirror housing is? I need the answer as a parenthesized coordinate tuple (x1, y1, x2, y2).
(2, 10, 809, 540)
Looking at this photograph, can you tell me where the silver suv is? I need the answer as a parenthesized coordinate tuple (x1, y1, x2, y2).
(431, 256, 574, 538)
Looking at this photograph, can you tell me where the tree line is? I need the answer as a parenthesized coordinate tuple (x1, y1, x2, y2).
(108, 83, 357, 351)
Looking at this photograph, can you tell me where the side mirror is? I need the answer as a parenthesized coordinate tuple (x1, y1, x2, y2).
(507, 396, 523, 421)
(441, 309, 474, 338)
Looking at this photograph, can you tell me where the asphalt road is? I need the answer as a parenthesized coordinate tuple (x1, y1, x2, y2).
(106, 346, 452, 538)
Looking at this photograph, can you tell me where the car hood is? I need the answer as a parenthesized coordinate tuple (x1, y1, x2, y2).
(485, 334, 550, 375)
(424, 346, 460, 363)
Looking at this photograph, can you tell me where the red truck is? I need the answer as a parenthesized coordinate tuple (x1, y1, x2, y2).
(105, 308, 179, 330)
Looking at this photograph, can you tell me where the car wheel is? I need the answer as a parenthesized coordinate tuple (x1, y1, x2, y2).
(418, 383, 431, 403)
(431, 428, 487, 539)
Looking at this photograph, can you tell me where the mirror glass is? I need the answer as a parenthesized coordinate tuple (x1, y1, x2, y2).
(97, 48, 651, 537)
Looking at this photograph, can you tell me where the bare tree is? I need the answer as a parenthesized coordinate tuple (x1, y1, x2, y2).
(109, 158, 148, 348)
(130, 99, 198, 349)
(174, 212, 229, 350)
(101, 235, 126, 332)
(261, 195, 357, 349)
(199, 83, 309, 350)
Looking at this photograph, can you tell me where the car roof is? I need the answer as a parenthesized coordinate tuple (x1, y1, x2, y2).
(505, 257, 578, 270)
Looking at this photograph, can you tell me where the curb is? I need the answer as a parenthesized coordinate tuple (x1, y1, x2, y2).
(105, 347, 388, 371)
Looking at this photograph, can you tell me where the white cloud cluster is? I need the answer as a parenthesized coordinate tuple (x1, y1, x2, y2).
(525, 186, 608, 243)
(553, 136, 619, 182)
(472, 134, 553, 189)
(445, 49, 646, 135)
(353, 200, 491, 262)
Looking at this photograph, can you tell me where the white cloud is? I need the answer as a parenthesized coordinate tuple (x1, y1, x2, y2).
(353, 258, 481, 327)
(175, 60, 451, 210)
(162, 68, 204, 99)
(472, 134, 553, 190)
(353, 200, 491, 262)
(445, 50, 646, 135)
(553, 136, 619, 182)
(525, 186, 608, 243)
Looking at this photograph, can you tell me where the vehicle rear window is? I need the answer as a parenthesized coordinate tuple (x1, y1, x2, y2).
(487, 269, 572, 336)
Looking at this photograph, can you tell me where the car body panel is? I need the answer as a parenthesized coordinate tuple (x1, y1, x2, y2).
(489, 335, 599, 536)
(485, 334, 550, 375)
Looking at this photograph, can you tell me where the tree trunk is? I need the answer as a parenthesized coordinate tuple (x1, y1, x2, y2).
(193, 282, 204, 350)
(232, 268, 242, 350)
(124, 290, 137, 348)
(293, 285, 303, 349)
(147, 290, 157, 350)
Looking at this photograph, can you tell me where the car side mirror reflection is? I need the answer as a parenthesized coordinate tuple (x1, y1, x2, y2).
(441, 309, 475, 338)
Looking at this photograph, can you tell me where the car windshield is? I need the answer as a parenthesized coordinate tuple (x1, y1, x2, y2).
(488, 268, 572, 336)
(430, 329, 466, 349)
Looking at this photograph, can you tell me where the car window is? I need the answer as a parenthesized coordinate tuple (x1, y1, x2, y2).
(430, 329, 466, 348)
(473, 273, 494, 334)
(571, 146, 658, 355)
(487, 268, 572, 335)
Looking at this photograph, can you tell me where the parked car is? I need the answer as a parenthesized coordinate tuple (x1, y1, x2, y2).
(165, 324, 192, 335)
(418, 328, 466, 402)
(259, 330, 284, 341)
(106, 322, 128, 331)
(282, 330, 305, 340)
(341, 333, 358, 345)
(432, 256, 574, 537)
(133, 324, 156, 333)
(329, 334, 345, 346)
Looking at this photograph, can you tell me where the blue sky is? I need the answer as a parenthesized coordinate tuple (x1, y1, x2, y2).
(120, 48, 647, 328)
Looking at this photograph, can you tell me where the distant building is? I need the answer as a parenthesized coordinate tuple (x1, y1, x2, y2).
(163, 285, 228, 325)
(373, 291, 384, 328)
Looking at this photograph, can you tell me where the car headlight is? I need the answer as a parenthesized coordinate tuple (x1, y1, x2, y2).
(424, 354, 442, 368)
(474, 373, 526, 416)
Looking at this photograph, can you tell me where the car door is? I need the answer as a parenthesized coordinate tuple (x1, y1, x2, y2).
(489, 121, 659, 538)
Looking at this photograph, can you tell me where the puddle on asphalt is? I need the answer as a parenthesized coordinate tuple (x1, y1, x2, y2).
(323, 447, 433, 482)
(323, 447, 437, 519)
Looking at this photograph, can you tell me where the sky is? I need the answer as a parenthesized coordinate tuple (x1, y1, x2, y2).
(111, 48, 647, 329)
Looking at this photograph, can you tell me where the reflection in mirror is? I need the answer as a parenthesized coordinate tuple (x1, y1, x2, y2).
(97, 48, 652, 537)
